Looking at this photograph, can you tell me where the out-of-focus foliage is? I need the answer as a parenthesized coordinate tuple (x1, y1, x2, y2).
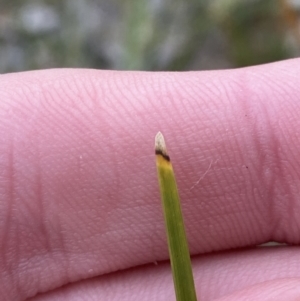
(0, 0, 299, 72)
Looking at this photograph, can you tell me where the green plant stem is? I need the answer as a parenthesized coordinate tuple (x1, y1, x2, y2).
(155, 132, 198, 301)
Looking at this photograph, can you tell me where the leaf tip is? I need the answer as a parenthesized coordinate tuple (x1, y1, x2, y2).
(155, 132, 170, 161)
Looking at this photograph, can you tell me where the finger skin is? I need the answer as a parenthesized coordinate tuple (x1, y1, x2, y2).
(0, 59, 300, 299)
(28, 247, 300, 301)
(217, 279, 300, 301)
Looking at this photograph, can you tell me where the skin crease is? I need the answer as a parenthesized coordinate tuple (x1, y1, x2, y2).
(0, 59, 300, 301)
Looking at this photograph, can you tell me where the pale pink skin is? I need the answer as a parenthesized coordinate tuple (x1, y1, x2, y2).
(1, 59, 300, 301)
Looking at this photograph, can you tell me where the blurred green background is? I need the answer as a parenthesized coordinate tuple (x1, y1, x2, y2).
(0, 0, 299, 73)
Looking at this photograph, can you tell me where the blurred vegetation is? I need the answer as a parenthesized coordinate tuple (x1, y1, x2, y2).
(0, 0, 299, 72)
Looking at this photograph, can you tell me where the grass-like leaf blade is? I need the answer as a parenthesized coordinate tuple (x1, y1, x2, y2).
(155, 132, 198, 301)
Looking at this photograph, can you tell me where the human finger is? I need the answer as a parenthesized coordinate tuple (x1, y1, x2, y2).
(1, 60, 300, 299)
(28, 247, 300, 301)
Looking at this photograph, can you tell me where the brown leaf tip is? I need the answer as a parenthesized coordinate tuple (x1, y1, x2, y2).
(155, 132, 170, 161)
